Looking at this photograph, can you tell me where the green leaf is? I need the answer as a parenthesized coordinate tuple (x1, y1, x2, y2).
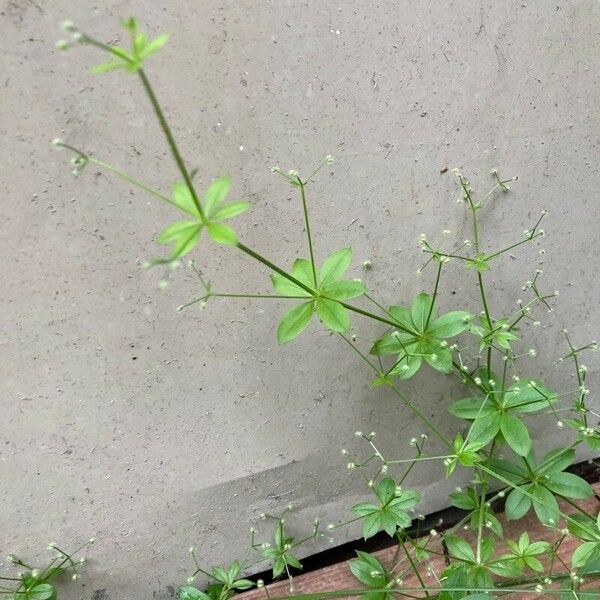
(468, 411, 501, 447)
(232, 579, 254, 590)
(374, 477, 396, 504)
(157, 221, 201, 259)
(139, 33, 170, 58)
(505, 486, 532, 520)
(272, 556, 285, 578)
(539, 448, 575, 474)
(90, 61, 121, 73)
(573, 542, 600, 568)
(450, 489, 477, 510)
(211, 566, 229, 584)
(348, 551, 388, 587)
(362, 511, 383, 540)
(320, 248, 352, 286)
(370, 331, 414, 356)
(545, 472, 593, 499)
(439, 565, 468, 600)
(411, 293, 435, 332)
(449, 397, 495, 420)
(177, 587, 212, 600)
(385, 505, 412, 529)
(211, 201, 250, 220)
(430, 311, 471, 338)
(172, 181, 201, 217)
(388, 352, 422, 380)
(271, 273, 312, 297)
(204, 176, 231, 216)
(389, 489, 421, 509)
(568, 514, 598, 541)
(500, 412, 531, 456)
(488, 457, 527, 483)
(504, 381, 557, 413)
(207, 222, 237, 245)
(292, 259, 316, 287)
(277, 302, 314, 344)
(351, 502, 379, 517)
(444, 535, 475, 562)
(379, 509, 399, 536)
(157, 220, 199, 243)
(28, 585, 56, 600)
(316, 298, 350, 332)
(322, 280, 365, 300)
(285, 553, 302, 570)
(423, 344, 452, 373)
(388, 306, 414, 331)
(531, 483, 560, 525)
(487, 558, 522, 578)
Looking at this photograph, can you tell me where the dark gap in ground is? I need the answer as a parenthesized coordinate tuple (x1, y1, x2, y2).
(246, 457, 600, 586)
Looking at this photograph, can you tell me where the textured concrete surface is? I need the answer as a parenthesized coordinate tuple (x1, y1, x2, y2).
(1, 1, 599, 599)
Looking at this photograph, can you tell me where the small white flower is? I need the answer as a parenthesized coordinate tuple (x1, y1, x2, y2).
(325, 154, 334, 165)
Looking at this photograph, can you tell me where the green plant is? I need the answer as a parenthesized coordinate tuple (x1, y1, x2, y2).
(54, 18, 599, 600)
(1, 541, 92, 599)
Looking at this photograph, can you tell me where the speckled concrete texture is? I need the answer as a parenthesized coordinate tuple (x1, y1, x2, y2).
(1, 1, 599, 599)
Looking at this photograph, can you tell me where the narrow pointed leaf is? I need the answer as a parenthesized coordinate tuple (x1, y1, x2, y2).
(271, 273, 312, 297)
(500, 412, 531, 456)
(505, 486, 532, 520)
(139, 33, 170, 58)
(204, 176, 231, 216)
(277, 302, 314, 344)
(316, 298, 350, 332)
(207, 222, 237, 245)
(430, 311, 471, 338)
(320, 248, 352, 286)
(172, 181, 201, 217)
(292, 258, 316, 287)
(411, 293, 435, 332)
(211, 201, 250, 220)
(322, 279, 365, 300)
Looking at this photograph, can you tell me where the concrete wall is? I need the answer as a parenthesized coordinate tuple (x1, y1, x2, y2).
(1, 1, 598, 599)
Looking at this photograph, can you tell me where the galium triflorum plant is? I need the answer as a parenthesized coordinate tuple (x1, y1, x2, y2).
(53, 18, 599, 600)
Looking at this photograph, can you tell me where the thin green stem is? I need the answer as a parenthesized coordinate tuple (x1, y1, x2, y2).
(298, 181, 318, 287)
(137, 69, 206, 221)
(400, 539, 430, 598)
(425, 261, 443, 329)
